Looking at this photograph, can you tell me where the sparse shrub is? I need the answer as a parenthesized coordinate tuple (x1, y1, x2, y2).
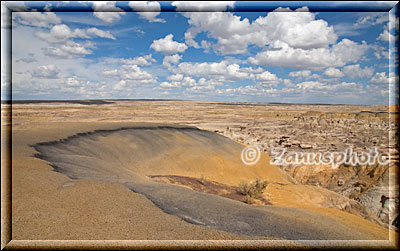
(238, 179, 269, 201)
(199, 175, 206, 185)
(244, 195, 255, 204)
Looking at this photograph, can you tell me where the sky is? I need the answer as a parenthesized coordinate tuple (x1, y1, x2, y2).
(3, 1, 399, 104)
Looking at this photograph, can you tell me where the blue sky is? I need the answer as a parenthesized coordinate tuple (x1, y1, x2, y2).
(5, 1, 399, 104)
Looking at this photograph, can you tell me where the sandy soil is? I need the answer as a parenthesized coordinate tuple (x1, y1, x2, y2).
(11, 122, 263, 240)
(2, 101, 398, 249)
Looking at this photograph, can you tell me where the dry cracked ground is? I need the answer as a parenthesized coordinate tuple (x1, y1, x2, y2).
(1, 100, 399, 249)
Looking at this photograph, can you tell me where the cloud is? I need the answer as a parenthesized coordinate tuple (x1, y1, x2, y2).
(323, 67, 344, 78)
(150, 34, 188, 54)
(209, 67, 374, 103)
(255, 71, 280, 86)
(255, 7, 337, 49)
(31, 65, 60, 79)
(160, 81, 181, 89)
(43, 40, 94, 58)
(5, 1, 29, 11)
(9, 2, 392, 104)
(342, 64, 374, 79)
(288, 70, 312, 78)
(120, 65, 154, 82)
(163, 54, 182, 67)
(175, 60, 252, 81)
(93, 12, 124, 24)
(249, 39, 369, 69)
(182, 12, 253, 54)
(167, 74, 184, 81)
(367, 72, 397, 98)
(35, 25, 115, 60)
(129, 1, 165, 23)
(102, 69, 119, 77)
(13, 12, 61, 28)
(356, 13, 397, 45)
(92, 1, 125, 24)
(369, 72, 390, 85)
(172, 1, 235, 11)
(333, 23, 362, 37)
(181, 76, 197, 87)
(215, 84, 280, 99)
(65, 76, 83, 87)
(371, 44, 390, 59)
(170, 60, 281, 90)
(86, 27, 116, 40)
(240, 66, 264, 74)
(114, 79, 127, 90)
(16, 57, 38, 63)
(37, 25, 117, 43)
(377, 29, 395, 42)
(36, 24, 89, 43)
(180, 7, 337, 55)
(187, 83, 219, 93)
(296, 81, 361, 93)
(60, 77, 109, 98)
(297, 81, 327, 90)
(43, 3, 52, 12)
(160, 75, 223, 91)
(103, 63, 157, 85)
(120, 54, 156, 65)
(355, 13, 388, 27)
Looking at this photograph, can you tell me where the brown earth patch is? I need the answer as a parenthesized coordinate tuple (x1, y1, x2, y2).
(149, 175, 272, 205)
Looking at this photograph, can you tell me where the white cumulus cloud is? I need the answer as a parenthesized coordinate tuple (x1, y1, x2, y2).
(289, 70, 312, 78)
(167, 73, 184, 81)
(129, 1, 165, 23)
(36, 24, 89, 43)
(180, 7, 337, 55)
(160, 81, 180, 89)
(369, 72, 390, 85)
(163, 54, 182, 67)
(120, 54, 156, 65)
(13, 12, 61, 28)
(103, 63, 157, 85)
(93, 1, 125, 24)
(43, 41, 94, 58)
(297, 81, 360, 93)
(175, 61, 251, 81)
(255, 71, 280, 86)
(150, 34, 188, 54)
(249, 39, 369, 69)
(323, 67, 344, 78)
(377, 29, 395, 42)
(172, 1, 235, 11)
(342, 64, 374, 79)
(36, 25, 116, 43)
(87, 27, 116, 40)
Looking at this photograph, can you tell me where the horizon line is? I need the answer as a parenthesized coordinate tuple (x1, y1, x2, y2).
(1, 98, 397, 106)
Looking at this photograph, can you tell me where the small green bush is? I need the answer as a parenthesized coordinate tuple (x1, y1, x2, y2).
(238, 179, 269, 199)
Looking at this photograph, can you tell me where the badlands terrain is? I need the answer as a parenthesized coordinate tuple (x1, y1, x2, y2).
(1, 100, 398, 249)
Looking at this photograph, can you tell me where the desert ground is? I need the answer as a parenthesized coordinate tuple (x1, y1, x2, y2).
(1, 100, 399, 249)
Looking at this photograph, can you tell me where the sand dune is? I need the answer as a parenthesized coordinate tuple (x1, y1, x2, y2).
(32, 124, 389, 240)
